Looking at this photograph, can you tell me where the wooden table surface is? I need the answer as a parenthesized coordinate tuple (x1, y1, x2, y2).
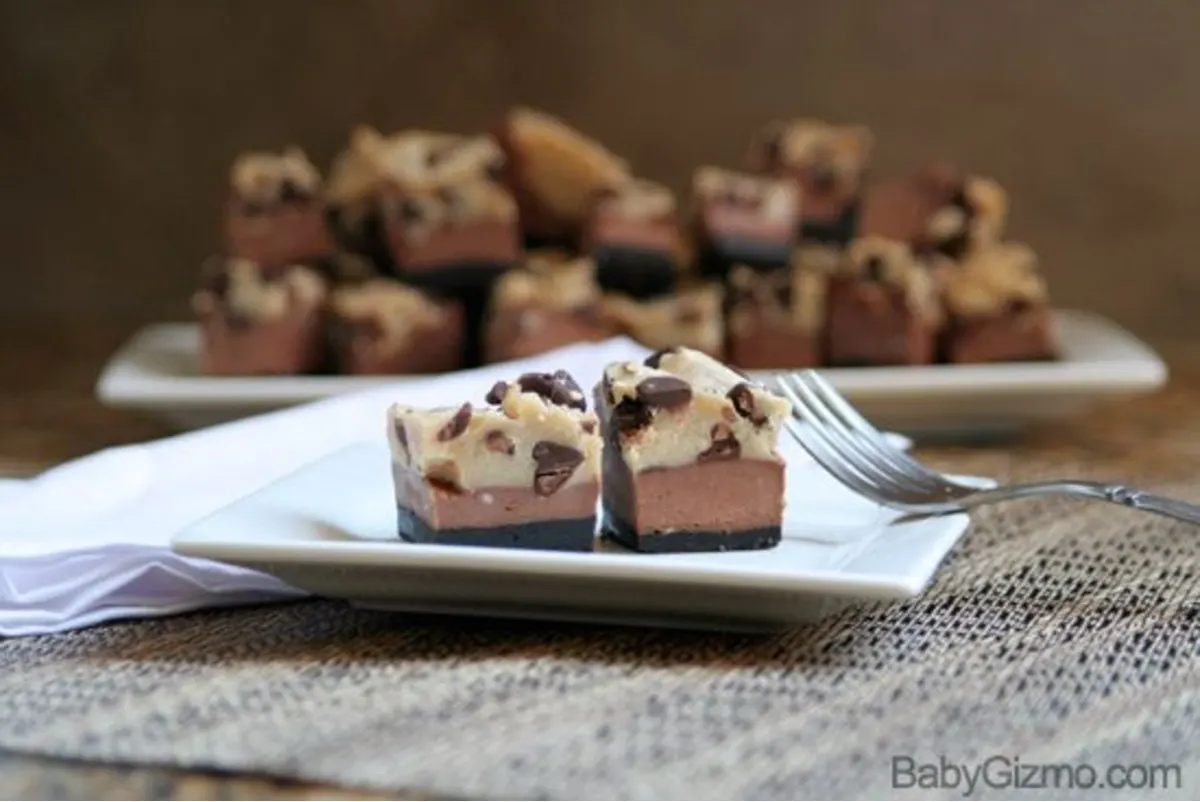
(2, 323, 1197, 799)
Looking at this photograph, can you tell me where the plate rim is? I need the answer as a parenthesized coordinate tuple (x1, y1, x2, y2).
(99, 308, 1168, 411)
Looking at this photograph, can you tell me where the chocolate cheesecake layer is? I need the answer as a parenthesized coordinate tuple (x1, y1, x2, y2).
(944, 308, 1057, 364)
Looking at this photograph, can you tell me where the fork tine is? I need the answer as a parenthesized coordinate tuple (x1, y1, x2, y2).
(779, 373, 930, 498)
(781, 417, 890, 503)
(802, 370, 969, 493)
(774, 381, 892, 503)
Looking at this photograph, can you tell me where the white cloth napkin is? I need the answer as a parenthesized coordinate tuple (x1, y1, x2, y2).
(0, 337, 652, 637)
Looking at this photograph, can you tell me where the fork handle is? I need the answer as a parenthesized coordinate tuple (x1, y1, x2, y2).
(1096, 485, 1200, 526)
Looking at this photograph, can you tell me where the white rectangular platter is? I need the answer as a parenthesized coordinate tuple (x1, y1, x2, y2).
(172, 442, 982, 632)
(100, 309, 1166, 438)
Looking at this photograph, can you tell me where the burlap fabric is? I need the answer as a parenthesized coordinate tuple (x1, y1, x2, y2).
(3, 440, 1200, 800)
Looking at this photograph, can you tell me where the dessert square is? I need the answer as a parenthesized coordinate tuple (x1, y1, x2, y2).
(938, 242, 1057, 363)
(379, 176, 521, 290)
(726, 246, 835, 370)
(493, 107, 632, 247)
(225, 148, 335, 270)
(387, 370, 601, 550)
(825, 238, 941, 366)
(595, 347, 790, 553)
(859, 163, 1008, 259)
(582, 179, 684, 299)
(748, 118, 873, 245)
(192, 258, 329, 375)
(690, 166, 799, 279)
(484, 254, 610, 364)
(325, 127, 507, 271)
(601, 284, 726, 360)
(328, 279, 464, 375)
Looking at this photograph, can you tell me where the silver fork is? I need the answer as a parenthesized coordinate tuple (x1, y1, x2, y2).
(772, 370, 1200, 525)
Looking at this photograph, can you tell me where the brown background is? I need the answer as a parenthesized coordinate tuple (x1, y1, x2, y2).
(3, 0, 1200, 344)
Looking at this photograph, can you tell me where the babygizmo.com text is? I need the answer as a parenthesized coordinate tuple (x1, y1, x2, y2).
(892, 754, 1182, 795)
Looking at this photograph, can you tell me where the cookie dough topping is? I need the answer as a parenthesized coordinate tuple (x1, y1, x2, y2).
(842, 237, 941, 324)
(601, 284, 724, 357)
(492, 255, 600, 312)
(192, 259, 326, 324)
(693, 166, 799, 223)
(330, 279, 450, 352)
(595, 179, 677, 221)
(388, 371, 600, 495)
(751, 118, 873, 179)
(599, 347, 790, 472)
(940, 242, 1047, 317)
(230, 148, 322, 207)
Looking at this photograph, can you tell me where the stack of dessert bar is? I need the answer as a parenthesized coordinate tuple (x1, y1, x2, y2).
(193, 109, 1057, 376)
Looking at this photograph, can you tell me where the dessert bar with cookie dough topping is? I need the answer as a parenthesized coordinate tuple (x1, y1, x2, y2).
(192, 258, 330, 376)
(582, 178, 686, 300)
(825, 237, 941, 366)
(327, 279, 464, 376)
(859, 163, 1008, 259)
(726, 246, 835, 370)
(690, 166, 800, 280)
(601, 284, 726, 361)
(938, 242, 1058, 364)
(225, 148, 335, 270)
(595, 347, 791, 553)
(483, 253, 610, 363)
(748, 118, 874, 246)
(387, 370, 602, 551)
(325, 126, 508, 270)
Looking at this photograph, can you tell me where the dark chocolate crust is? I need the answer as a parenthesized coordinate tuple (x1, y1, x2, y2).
(397, 505, 597, 551)
(697, 235, 792, 279)
(593, 246, 677, 299)
(601, 507, 782, 553)
(800, 201, 860, 246)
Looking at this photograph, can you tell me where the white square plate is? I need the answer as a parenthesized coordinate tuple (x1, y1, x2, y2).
(172, 440, 985, 632)
(99, 309, 1166, 438)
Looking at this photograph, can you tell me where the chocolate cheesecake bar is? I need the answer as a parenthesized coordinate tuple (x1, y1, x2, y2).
(192, 258, 329, 375)
(859, 163, 1008, 259)
(726, 246, 835, 370)
(582, 179, 684, 299)
(596, 347, 790, 553)
(387, 370, 601, 550)
(328, 279, 464, 375)
(225, 148, 335, 270)
(325, 126, 506, 270)
(493, 107, 632, 248)
(691, 166, 800, 279)
(939, 242, 1057, 363)
(748, 118, 873, 246)
(825, 238, 941, 366)
(379, 175, 521, 290)
(602, 284, 725, 360)
(484, 254, 609, 363)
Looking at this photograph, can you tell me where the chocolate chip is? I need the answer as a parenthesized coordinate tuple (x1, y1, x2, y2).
(728, 382, 767, 426)
(399, 199, 423, 222)
(426, 459, 462, 494)
(531, 441, 584, 496)
(437, 403, 472, 441)
(485, 381, 509, 405)
(279, 179, 309, 204)
(635, 376, 692, 410)
(644, 348, 675, 369)
(393, 419, 409, 456)
(865, 256, 886, 283)
(515, 371, 586, 411)
(239, 200, 267, 217)
(698, 423, 741, 462)
(612, 399, 651, 433)
(485, 429, 515, 456)
(581, 419, 597, 435)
